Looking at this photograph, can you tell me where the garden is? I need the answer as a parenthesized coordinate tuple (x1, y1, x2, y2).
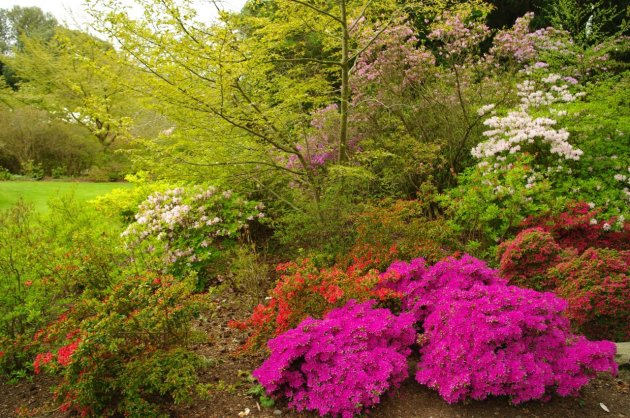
(0, 0, 629, 417)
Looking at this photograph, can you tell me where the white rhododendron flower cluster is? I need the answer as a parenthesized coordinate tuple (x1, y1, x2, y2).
(517, 76, 584, 110)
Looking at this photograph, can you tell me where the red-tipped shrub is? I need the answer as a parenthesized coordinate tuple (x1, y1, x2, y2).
(552, 248, 630, 341)
(498, 227, 564, 290)
(521, 202, 629, 253)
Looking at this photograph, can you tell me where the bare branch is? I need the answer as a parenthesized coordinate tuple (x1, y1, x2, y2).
(348, 0, 374, 32)
(266, 57, 342, 66)
(349, 16, 395, 64)
(286, 0, 343, 24)
(173, 157, 305, 177)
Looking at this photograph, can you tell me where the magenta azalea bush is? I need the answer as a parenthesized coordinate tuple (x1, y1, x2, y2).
(415, 284, 618, 404)
(380, 255, 506, 322)
(254, 255, 618, 416)
(252, 300, 416, 418)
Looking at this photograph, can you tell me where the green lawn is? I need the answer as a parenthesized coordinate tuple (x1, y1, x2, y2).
(0, 181, 133, 212)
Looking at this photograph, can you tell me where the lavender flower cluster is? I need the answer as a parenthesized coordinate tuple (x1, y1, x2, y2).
(252, 300, 416, 418)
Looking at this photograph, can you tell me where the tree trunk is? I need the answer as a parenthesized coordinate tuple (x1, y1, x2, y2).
(338, 0, 349, 163)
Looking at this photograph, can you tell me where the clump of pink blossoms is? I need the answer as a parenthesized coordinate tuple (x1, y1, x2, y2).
(253, 255, 618, 415)
(252, 300, 416, 418)
(416, 284, 618, 404)
(380, 255, 506, 322)
(379, 255, 617, 404)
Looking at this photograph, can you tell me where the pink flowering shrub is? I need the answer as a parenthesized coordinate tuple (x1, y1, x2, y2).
(415, 283, 618, 404)
(229, 258, 401, 351)
(253, 300, 415, 418)
(252, 255, 619, 412)
(380, 255, 506, 322)
(122, 185, 263, 282)
(490, 13, 570, 64)
(353, 23, 435, 96)
(378, 257, 427, 295)
(428, 11, 490, 61)
(286, 104, 364, 170)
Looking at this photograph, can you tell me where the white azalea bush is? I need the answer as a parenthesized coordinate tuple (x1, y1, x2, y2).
(472, 72, 585, 164)
(122, 185, 264, 281)
(443, 56, 593, 253)
(446, 59, 629, 254)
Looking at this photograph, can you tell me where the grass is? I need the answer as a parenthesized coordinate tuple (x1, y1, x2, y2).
(0, 181, 133, 212)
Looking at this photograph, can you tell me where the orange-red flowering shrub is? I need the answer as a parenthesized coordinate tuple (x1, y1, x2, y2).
(229, 258, 401, 351)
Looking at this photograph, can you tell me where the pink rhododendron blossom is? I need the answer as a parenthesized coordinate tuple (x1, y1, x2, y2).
(490, 13, 570, 63)
(428, 12, 490, 59)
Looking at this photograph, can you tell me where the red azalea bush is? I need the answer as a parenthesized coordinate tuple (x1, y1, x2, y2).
(552, 248, 630, 341)
(521, 202, 629, 253)
(32, 274, 210, 417)
(416, 284, 618, 404)
(499, 208, 630, 340)
(253, 300, 416, 418)
(498, 227, 564, 291)
(229, 258, 401, 351)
